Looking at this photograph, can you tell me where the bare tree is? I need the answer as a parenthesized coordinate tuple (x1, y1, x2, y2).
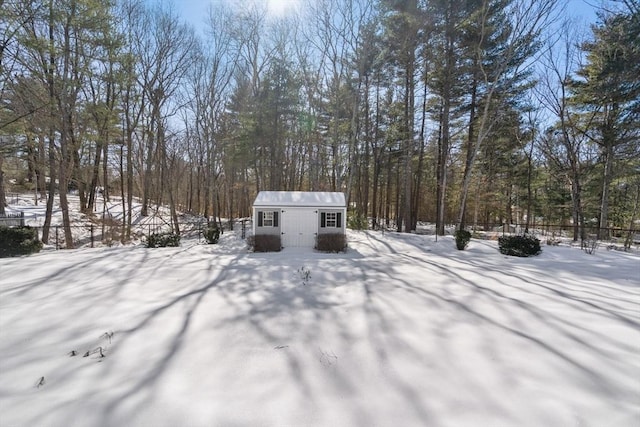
(535, 21, 596, 240)
(183, 2, 237, 219)
(456, 0, 560, 231)
(136, 3, 197, 224)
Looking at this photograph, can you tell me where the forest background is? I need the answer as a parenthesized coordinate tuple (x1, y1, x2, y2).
(0, 0, 638, 248)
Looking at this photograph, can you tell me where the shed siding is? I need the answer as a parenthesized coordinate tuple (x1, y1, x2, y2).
(254, 208, 282, 236)
(318, 209, 346, 235)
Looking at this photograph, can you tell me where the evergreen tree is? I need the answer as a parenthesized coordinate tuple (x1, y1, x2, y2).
(571, 8, 640, 238)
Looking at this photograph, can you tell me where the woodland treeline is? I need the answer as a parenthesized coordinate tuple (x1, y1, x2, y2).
(0, 0, 638, 248)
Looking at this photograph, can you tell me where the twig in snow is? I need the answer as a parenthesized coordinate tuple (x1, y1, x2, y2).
(101, 331, 114, 344)
(83, 346, 106, 359)
(297, 266, 311, 285)
(274, 345, 289, 350)
(96, 346, 106, 358)
(36, 376, 45, 388)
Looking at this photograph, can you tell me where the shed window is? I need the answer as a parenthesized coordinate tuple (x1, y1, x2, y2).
(258, 211, 279, 227)
(326, 212, 337, 227)
(320, 212, 342, 228)
(263, 211, 274, 227)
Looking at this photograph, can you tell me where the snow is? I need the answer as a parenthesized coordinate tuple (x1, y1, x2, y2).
(1, 226, 639, 426)
(3, 194, 203, 248)
(253, 191, 346, 207)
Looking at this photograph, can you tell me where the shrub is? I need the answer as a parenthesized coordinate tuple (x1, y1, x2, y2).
(247, 234, 281, 252)
(498, 234, 541, 257)
(546, 238, 561, 246)
(0, 226, 43, 257)
(582, 237, 598, 255)
(203, 224, 221, 244)
(348, 213, 368, 230)
(454, 229, 472, 250)
(145, 232, 180, 248)
(316, 233, 347, 253)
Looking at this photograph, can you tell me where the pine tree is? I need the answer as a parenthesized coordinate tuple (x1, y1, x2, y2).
(571, 7, 640, 238)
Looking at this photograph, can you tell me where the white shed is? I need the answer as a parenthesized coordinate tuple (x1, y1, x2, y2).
(252, 191, 347, 248)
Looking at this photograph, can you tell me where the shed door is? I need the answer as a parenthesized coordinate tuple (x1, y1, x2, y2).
(281, 209, 317, 247)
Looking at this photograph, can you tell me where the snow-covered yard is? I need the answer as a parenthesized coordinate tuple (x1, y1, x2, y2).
(0, 230, 639, 426)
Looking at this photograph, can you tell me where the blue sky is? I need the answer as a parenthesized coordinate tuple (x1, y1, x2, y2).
(174, 0, 601, 34)
(175, 0, 301, 30)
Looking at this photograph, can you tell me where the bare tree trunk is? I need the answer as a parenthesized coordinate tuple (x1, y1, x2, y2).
(385, 148, 392, 227)
(42, 1, 56, 244)
(599, 139, 614, 240)
(371, 78, 381, 230)
(119, 140, 127, 243)
(72, 148, 87, 213)
(0, 155, 6, 215)
(624, 182, 639, 250)
(399, 61, 414, 232)
(459, 68, 478, 230)
(38, 135, 46, 199)
(59, 114, 74, 249)
(88, 138, 103, 212)
(141, 117, 155, 217)
(412, 77, 429, 231)
(362, 75, 371, 221)
(524, 132, 535, 233)
(436, 100, 450, 236)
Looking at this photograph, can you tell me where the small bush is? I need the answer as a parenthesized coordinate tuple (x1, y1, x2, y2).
(145, 232, 180, 248)
(348, 213, 368, 230)
(247, 234, 281, 252)
(498, 234, 541, 257)
(316, 233, 347, 253)
(546, 232, 561, 246)
(0, 226, 43, 257)
(203, 224, 221, 244)
(454, 229, 472, 250)
(582, 237, 598, 254)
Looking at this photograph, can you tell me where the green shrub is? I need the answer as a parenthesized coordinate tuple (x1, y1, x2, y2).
(454, 229, 472, 250)
(0, 226, 43, 257)
(145, 232, 180, 248)
(203, 224, 221, 244)
(348, 213, 368, 230)
(247, 234, 281, 252)
(498, 234, 541, 257)
(316, 233, 347, 253)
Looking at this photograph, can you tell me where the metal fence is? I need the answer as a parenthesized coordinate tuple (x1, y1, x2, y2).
(22, 217, 252, 250)
(392, 221, 639, 246)
(459, 224, 637, 248)
(0, 212, 25, 227)
(465, 223, 638, 242)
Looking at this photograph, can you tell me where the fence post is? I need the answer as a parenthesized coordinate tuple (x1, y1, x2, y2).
(20, 211, 25, 226)
(91, 225, 94, 248)
(55, 226, 59, 250)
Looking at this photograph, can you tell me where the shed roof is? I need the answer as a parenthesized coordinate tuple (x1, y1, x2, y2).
(253, 191, 346, 207)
